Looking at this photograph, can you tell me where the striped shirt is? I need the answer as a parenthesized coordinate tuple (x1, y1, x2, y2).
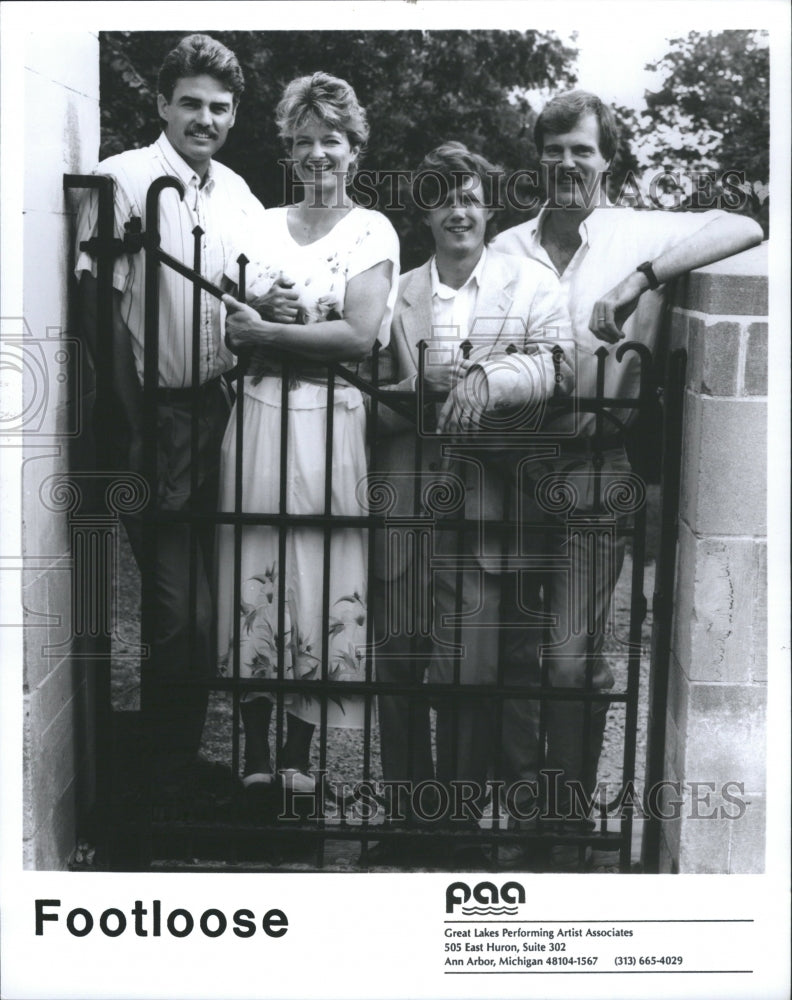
(75, 133, 267, 388)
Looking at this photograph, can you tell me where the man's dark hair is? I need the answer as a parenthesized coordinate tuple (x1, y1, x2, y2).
(412, 141, 502, 244)
(534, 90, 619, 162)
(157, 34, 245, 104)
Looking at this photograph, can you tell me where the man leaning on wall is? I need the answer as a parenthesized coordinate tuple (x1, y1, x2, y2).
(491, 89, 763, 865)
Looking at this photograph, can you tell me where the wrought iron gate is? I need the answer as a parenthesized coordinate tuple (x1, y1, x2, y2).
(64, 173, 686, 873)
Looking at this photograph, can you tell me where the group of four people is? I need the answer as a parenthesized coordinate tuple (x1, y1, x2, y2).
(76, 33, 762, 866)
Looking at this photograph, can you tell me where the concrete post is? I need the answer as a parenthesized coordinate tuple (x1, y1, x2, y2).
(660, 244, 768, 873)
(22, 32, 100, 869)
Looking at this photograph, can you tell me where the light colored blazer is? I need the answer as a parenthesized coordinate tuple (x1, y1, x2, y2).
(370, 249, 573, 580)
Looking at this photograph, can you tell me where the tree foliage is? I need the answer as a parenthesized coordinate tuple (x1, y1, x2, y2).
(100, 30, 577, 270)
(99, 30, 769, 260)
(620, 30, 769, 230)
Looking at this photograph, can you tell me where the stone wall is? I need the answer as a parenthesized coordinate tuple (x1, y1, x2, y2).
(21, 33, 100, 869)
(659, 244, 768, 873)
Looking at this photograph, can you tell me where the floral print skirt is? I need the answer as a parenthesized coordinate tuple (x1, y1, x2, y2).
(216, 376, 369, 728)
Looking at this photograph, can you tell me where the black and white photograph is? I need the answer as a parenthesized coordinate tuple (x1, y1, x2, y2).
(1, 2, 789, 998)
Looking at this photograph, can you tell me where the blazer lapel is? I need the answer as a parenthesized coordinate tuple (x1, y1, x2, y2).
(398, 263, 435, 374)
(469, 252, 518, 352)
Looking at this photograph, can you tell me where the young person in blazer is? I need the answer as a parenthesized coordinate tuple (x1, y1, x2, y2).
(369, 142, 575, 863)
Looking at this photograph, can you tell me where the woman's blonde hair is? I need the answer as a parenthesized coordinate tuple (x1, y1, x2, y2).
(276, 72, 369, 174)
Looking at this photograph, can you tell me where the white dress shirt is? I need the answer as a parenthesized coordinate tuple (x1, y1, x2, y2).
(429, 246, 487, 341)
(492, 203, 726, 433)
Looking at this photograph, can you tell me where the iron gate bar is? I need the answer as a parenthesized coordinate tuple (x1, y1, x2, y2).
(642, 346, 687, 873)
(63, 173, 117, 867)
(230, 252, 248, 864)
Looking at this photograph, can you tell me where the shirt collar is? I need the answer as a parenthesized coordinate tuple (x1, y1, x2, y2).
(430, 246, 487, 299)
(534, 197, 615, 247)
(155, 133, 215, 194)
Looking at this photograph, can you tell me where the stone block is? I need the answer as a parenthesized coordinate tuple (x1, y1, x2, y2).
(687, 318, 741, 397)
(22, 692, 37, 841)
(684, 683, 766, 790)
(685, 245, 768, 316)
(680, 395, 766, 536)
(672, 523, 696, 673)
(676, 787, 736, 874)
(22, 210, 78, 346)
(25, 67, 100, 215)
(34, 780, 79, 871)
(41, 557, 76, 661)
(22, 569, 56, 689)
(657, 754, 682, 868)
(22, 451, 71, 561)
(728, 793, 765, 874)
(664, 657, 688, 777)
(743, 323, 768, 396)
(27, 656, 88, 740)
(23, 561, 73, 687)
(27, 681, 80, 826)
(26, 32, 99, 99)
(668, 308, 689, 353)
(674, 530, 765, 684)
(751, 542, 767, 683)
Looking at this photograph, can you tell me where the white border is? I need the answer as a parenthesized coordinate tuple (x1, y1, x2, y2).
(1, 3, 789, 999)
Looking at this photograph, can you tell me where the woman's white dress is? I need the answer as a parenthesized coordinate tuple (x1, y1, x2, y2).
(217, 206, 399, 728)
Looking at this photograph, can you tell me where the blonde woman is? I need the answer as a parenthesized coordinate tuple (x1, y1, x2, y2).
(217, 73, 399, 795)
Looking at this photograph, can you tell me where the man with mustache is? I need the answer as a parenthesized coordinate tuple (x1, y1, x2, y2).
(491, 90, 763, 863)
(75, 34, 267, 801)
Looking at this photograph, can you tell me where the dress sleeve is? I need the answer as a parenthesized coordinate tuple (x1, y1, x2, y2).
(345, 210, 401, 347)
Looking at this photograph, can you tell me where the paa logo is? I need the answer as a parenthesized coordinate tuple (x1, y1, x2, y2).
(446, 881, 526, 916)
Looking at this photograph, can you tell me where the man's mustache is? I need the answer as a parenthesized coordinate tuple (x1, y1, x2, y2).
(187, 127, 218, 138)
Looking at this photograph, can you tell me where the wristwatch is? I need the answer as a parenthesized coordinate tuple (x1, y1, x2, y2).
(636, 260, 660, 290)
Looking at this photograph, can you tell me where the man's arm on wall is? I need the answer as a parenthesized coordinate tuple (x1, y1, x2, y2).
(591, 212, 764, 342)
(79, 273, 144, 468)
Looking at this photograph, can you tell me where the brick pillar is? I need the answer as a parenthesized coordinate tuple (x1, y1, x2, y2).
(660, 244, 768, 873)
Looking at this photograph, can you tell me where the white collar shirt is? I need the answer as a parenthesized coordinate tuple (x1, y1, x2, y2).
(75, 133, 267, 387)
(492, 202, 726, 433)
(429, 247, 487, 342)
